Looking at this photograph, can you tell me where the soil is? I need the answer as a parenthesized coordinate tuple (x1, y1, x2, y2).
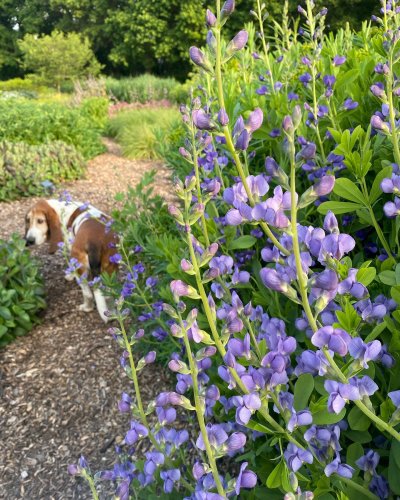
(0, 139, 173, 499)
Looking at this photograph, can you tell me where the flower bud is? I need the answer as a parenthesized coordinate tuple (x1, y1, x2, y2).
(168, 204, 184, 224)
(192, 109, 214, 130)
(181, 258, 195, 274)
(371, 115, 390, 133)
(179, 147, 192, 161)
(168, 359, 190, 374)
(221, 0, 235, 25)
(226, 30, 249, 55)
(189, 47, 213, 73)
(218, 108, 229, 126)
(292, 105, 302, 128)
(163, 303, 178, 318)
(206, 9, 217, 27)
(246, 107, 263, 132)
(283, 115, 294, 134)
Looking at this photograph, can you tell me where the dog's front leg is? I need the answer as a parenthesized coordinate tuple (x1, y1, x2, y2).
(78, 282, 94, 312)
(93, 289, 110, 323)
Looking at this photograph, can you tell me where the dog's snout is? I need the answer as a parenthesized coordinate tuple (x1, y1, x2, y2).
(25, 236, 35, 246)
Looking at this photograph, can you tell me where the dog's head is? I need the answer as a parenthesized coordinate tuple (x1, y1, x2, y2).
(25, 200, 63, 253)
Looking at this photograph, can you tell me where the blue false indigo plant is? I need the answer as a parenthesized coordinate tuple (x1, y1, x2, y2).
(69, 1, 400, 498)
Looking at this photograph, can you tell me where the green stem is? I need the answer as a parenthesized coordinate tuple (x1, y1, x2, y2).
(256, 0, 275, 93)
(191, 124, 210, 246)
(82, 472, 99, 500)
(178, 314, 226, 497)
(338, 476, 378, 500)
(288, 138, 318, 332)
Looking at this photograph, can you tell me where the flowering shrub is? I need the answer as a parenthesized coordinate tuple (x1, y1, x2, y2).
(69, 1, 400, 498)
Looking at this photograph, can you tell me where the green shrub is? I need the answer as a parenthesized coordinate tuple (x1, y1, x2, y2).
(0, 141, 86, 201)
(0, 234, 46, 347)
(106, 107, 180, 159)
(105, 75, 185, 103)
(0, 98, 106, 159)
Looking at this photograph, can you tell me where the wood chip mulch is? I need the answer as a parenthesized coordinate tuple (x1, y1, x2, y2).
(0, 139, 174, 499)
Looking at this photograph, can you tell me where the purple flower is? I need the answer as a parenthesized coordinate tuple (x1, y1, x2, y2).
(235, 462, 257, 495)
(109, 253, 122, 264)
(389, 390, 400, 408)
(221, 0, 235, 20)
(333, 55, 346, 66)
(324, 380, 360, 413)
(349, 375, 378, 397)
(299, 72, 312, 86)
(343, 98, 358, 110)
(118, 392, 132, 413)
(192, 109, 213, 130)
(370, 475, 389, 499)
(311, 326, 351, 356)
(284, 443, 313, 472)
(348, 338, 381, 368)
(384, 196, 400, 217)
(371, 83, 386, 98)
(371, 114, 390, 133)
(231, 393, 262, 424)
(144, 451, 165, 476)
(260, 268, 291, 293)
(196, 424, 228, 451)
(338, 269, 368, 299)
(356, 450, 379, 474)
(160, 469, 180, 493)
(287, 409, 313, 432)
(246, 108, 263, 132)
(381, 174, 400, 194)
(125, 420, 148, 445)
(325, 458, 354, 478)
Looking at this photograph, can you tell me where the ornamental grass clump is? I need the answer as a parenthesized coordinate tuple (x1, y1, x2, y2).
(70, 1, 400, 498)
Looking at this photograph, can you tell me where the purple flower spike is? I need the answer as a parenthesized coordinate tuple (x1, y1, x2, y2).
(125, 420, 149, 445)
(196, 424, 228, 451)
(311, 326, 351, 356)
(284, 443, 313, 472)
(325, 458, 354, 478)
(235, 462, 257, 495)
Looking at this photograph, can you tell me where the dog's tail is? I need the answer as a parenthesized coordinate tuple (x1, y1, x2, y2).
(88, 243, 101, 278)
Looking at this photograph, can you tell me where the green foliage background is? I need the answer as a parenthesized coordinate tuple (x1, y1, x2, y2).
(0, 0, 378, 81)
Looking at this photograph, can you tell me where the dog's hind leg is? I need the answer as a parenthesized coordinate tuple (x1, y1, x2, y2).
(79, 281, 94, 312)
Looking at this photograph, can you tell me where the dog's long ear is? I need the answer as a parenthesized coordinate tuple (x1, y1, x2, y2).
(45, 204, 63, 254)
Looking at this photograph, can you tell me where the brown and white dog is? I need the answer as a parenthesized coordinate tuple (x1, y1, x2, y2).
(24, 199, 118, 322)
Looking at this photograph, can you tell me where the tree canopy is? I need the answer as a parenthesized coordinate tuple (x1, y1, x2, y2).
(0, 0, 378, 81)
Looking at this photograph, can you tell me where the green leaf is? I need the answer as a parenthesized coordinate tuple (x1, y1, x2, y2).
(333, 178, 367, 205)
(356, 267, 376, 287)
(379, 270, 396, 286)
(370, 165, 393, 204)
(294, 374, 314, 411)
(346, 442, 364, 468)
(317, 201, 363, 215)
(0, 306, 12, 321)
(389, 441, 400, 495)
(391, 286, 400, 305)
(348, 406, 371, 431)
(311, 398, 347, 425)
(228, 235, 257, 250)
(266, 460, 285, 489)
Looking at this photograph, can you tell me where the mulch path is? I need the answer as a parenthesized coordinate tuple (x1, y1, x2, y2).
(0, 139, 174, 499)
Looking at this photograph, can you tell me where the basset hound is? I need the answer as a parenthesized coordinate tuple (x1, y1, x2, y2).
(24, 198, 118, 322)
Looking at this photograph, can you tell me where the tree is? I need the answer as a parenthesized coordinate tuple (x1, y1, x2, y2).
(18, 30, 102, 89)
